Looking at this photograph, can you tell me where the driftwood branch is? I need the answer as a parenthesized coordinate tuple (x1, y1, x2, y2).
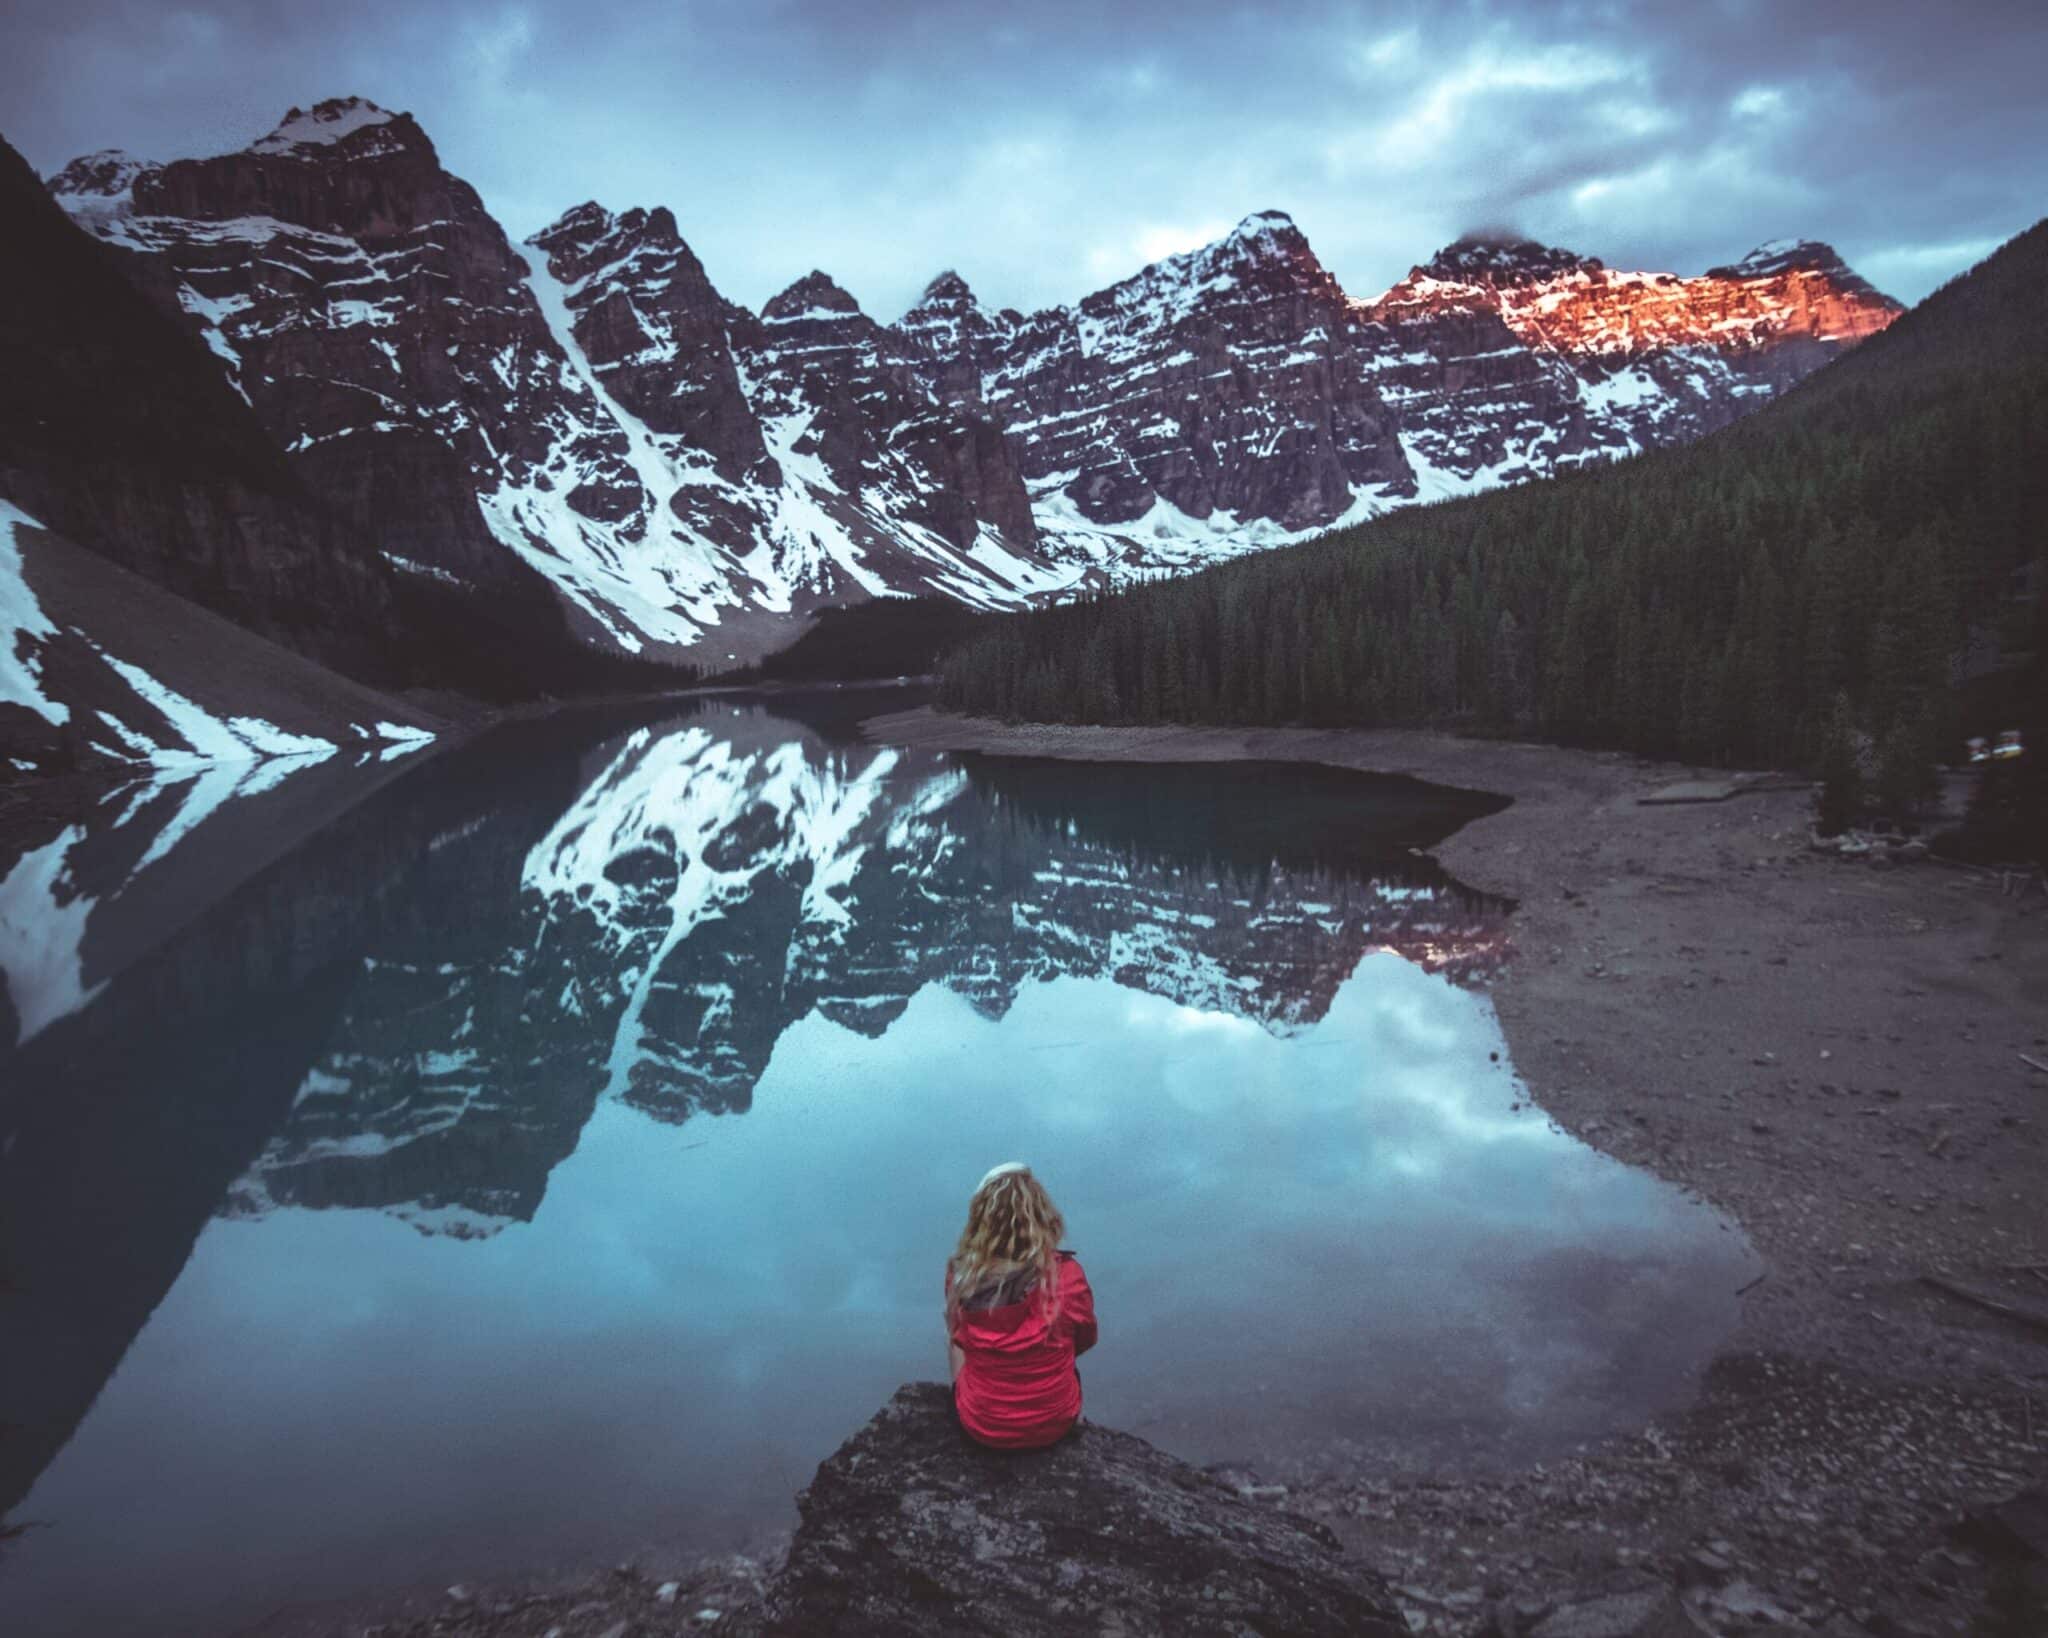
(1920, 1274, 2048, 1337)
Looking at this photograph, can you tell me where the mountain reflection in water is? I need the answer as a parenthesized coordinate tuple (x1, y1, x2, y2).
(0, 694, 1751, 1638)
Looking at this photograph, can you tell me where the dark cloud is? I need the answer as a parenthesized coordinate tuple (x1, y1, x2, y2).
(3, 0, 2042, 315)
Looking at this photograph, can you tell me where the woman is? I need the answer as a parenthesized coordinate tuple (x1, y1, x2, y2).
(945, 1162, 1098, 1449)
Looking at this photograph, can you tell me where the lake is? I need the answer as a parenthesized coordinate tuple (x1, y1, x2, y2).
(0, 691, 1754, 1637)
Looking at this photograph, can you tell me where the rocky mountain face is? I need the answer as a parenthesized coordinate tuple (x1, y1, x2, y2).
(41, 103, 1080, 669)
(33, 97, 1902, 671)
(1350, 233, 1904, 494)
(0, 133, 404, 683)
(523, 198, 1051, 632)
(892, 213, 1413, 564)
(55, 101, 731, 669)
(892, 219, 1903, 534)
(17, 125, 673, 705)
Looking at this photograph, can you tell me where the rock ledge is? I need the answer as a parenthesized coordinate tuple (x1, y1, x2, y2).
(764, 1381, 1405, 1636)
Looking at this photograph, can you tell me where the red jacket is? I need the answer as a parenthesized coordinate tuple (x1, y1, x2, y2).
(949, 1252, 1098, 1448)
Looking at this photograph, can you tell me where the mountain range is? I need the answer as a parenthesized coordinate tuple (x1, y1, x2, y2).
(4, 94, 1900, 760)
(932, 215, 2046, 783)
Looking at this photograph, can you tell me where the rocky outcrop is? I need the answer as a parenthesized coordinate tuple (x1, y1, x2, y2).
(765, 1382, 1407, 1636)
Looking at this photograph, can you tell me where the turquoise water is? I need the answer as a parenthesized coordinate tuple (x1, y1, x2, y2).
(0, 694, 1752, 1636)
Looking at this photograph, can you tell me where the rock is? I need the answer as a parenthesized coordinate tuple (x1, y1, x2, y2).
(1527, 1587, 1703, 1637)
(1696, 1579, 1798, 1626)
(1958, 1481, 2048, 1560)
(1680, 1546, 1733, 1586)
(764, 1382, 1405, 1636)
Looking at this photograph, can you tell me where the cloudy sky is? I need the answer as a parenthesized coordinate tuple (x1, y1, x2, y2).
(5, 0, 2043, 318)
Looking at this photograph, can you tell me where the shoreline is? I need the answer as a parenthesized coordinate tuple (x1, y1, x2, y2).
(37, 702, 2048, 1637)
(848, 706, 2048, 1631)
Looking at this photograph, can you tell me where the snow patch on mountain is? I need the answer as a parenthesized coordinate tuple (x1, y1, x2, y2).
(93, 647, 333, 766)
(492, 260, 739, 651)
(1398, 433, 1525, 504)
(45, 150, 160, 227)
(0, 499, 68, 727)
(251, 98, 399, 154)
(1030, 487, 1394, 577)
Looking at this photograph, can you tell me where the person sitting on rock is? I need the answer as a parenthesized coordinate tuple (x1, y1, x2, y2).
(945, 1163, 1097, 1449)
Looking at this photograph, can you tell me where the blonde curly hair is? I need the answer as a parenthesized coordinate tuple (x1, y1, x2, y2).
(946, 1165, 1066, 1326)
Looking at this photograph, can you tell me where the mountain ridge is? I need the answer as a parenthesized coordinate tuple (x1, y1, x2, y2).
(20, 95, 1903, 686)
(934, 218, 2046, 789)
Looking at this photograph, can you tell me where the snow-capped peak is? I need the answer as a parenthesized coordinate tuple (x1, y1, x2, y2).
(46, 149, 161, 225)
(915, 270, 977, 307)
(762, 270, 863, 322)
(1708, 239, 1846, 280)
(1209, 210, 1319, 271)
(47, 150, 158, 198)
(532, 199, 614, 253)
(1228, 209, 1298, 244)
(1098, 209, 1327, 314)
(250, 97, 402, 155)
(1419, 233, 1601, 285)
(894, 269, 1014, 359)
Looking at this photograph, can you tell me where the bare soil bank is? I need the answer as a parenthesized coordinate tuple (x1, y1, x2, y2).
(853, 707, 2048, 1635)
